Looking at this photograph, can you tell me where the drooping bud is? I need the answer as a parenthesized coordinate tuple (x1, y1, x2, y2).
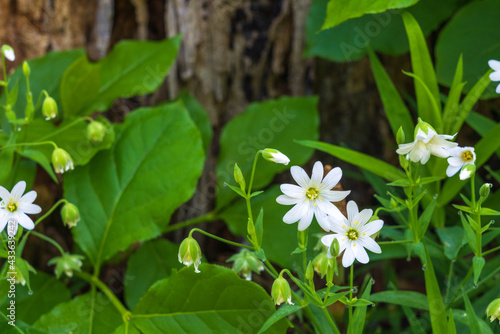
(271, 274, 293, 305)
(305, 261, 314, 281)
(262, 148, 290, 166)
(2, 45, 15, 61)
(51, 148, 74, 174)
(459, 164, 476, 181)
(233, 163, 245, 192)
(86, 121, 106, 144)
(42, 96, 58, 120)
(178, 235, 202, 273)
(48, 253, 84, 278)
(486, 298, 500, 325)
(480, 183, 493, 199)
(61, 202, 80, 228)
(227, 250, 264, 281)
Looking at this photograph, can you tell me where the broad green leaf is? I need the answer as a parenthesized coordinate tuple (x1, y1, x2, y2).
(436, 226, 466, 260)
(462, 290, 482, 334)
(370, 291, 428, 310)
(422, 243, 447, 334)
(64, 101, 205, 267)
(402, 12, 441, 130)
(442, 55, 465, 134)
(179, 90, 213, 155)
(220, 185, 322, 269)
(130, 264, 288, 334)
(466, 111, 495, 137)
(305, 0, 461, 62)
(368, 49, 414, 138)
(0, 319, 47, 334)
(34, 292, 122, 334)
(19, 149, 57, 182)
(436, 0, 500, 99)
(63, 36, 181, 116)
(124, 239, 183, 310)
(297, 140, 406, 182)
(321, 0, 418, 30)
(217, 96, 319, 209)
(257, 304, 302, 334)
(0, 271, 70, 325)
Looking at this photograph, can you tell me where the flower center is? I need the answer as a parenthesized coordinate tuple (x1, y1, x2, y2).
(462, 151, 474, 162)
(6, 201, 17, 212)
(305, 187, 320, 201)
(345, 227, 359, 241)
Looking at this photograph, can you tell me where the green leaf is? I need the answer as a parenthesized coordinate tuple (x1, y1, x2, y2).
(452, 309, 493, 334)
(298, 140, 405, 182)
(124, 239, 183, 310)
(19, 149, 58, 183)
(350, 277, 373, 334)
(402, 305, 426, 334)
(179, 90, 213, 155)
(64, 101, 205, 267)
(321, 0, 418, 30)
(224, 183, 246, 198)
(472, 256, 485, 286)
(436, 0, 500, 100)
(460, 213, 478, 256)
(388, 179, 411, 187)
(130, 264, 288, 333)
(217, 96, 319, 208)
(257, 304, 301, 334)
(436, 226, 466, 260)
(480, 208, 500, 216)
(462, 290, 481, 334)
(442, 55, 465, 134)
(447, 309, 456, 334)
(255, 208, 264, 248)
(422, 243, 447, 334)
(0, 319, 47, 334)
(370, 291, 428, 310)
(402, 11, 441, 129)
(418, 195, 436, 239)
(34, 293, 122, 334)
(63, 37, 181, 117)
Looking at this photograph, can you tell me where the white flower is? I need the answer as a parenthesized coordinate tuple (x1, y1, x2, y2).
(2, 45, 15, 61)
(0, 181, 41, 237)
(277, 161, 350, 231)
(396, 120, 457, 164)
(459, 164, 476, 181)
(321, 201, 383, 268)
(446, 146, 476, 179)
(262, 148, 290, 165)
(488, 60, 500, 94)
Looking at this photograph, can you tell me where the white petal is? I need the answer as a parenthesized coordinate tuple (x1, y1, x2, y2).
(352, 242, 369, 264)
(321, 190, 350, 202)
(0, 216, 8, 233)
(290, 166, 310, 189)
(276, 194, 301, 205)
(16, 212, 35, 230)
(447, 156, 464, 166)
(20, 190, 37, 204)
(298, 205, 314, 231)
(346, 201, 358, 222)
(356, 208, 373, 226)
(459, 167, 472, 180)
(361, 220, 384, 236)
(321, 167, 342, 190)
(496, 83, 500, 94)
(408, 142, 426, 163)
(0, 186, 11, 201)
(19, 203, 41, 215)
(280, 184, 305, 199)
(315, 209, 333, 231)
(446, 164, 461, 177)
(358, 237, 381, 254)
(489, 60, 500, 72)
(310, 161, 324, 187)
(490, 71, 500, 81)
(321, 234, 336, 248)
(4, 49, 15, 61)
(317, 200, 346, 222)
(283, 201, 308, 224)
(430, 145, 452, 158)
(342, 246, 355, 267)
(11, 181, 26, 201)
(419, 148, 431, 164)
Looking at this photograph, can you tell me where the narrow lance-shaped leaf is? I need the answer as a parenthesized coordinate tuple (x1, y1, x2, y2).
(442, 55, 465, 134)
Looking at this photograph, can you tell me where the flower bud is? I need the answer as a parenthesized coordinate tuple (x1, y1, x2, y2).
(52, 148, 74, 174)
(329, 238, 340, 258)
(48, 253, 84, 278)
(271, 274, 293, 305)
(61, 202, 80, 228)
(480, 183, 493, 199)
(396, 126, 405, 145)
(305, 261, 314, 281)
(23, 61, 30, 77)
(178, 235, 202, 273)
(42, 96, 58, 120)
(234, 163, 245, 191)
(414, 118, 434, 137)
(262, 148, 290, 165)
(227, 250, 264, 280)
(459, 164, 475, 181)
(399, 154, 409, 169)
(87, 121, 106, 144)
(312, 250, 335, 279)
(2, 45, 15, 61)
(247, 218, 255, 237)
(486, 298, 500, 324)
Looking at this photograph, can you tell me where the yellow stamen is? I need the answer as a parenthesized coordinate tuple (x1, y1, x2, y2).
(305, 188, 320, 201)
(462, 151, 474, 162)
(7, 201, 17, 212)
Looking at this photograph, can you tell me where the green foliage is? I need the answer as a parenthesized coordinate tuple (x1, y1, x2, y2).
(370, 290, 428, 310)
(64, 101, 204, 267)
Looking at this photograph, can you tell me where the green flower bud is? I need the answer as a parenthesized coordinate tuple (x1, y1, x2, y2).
(271, 274, 293, 305)
(48, 253, 84, 278)
(312, 251, 335, 279)
(305, 261, 314, 281)
(261, 148, 290, 165)
(480, 183, 493, 199)
(227, 250, 264, 280)
(486, 298, 500, 324)
(399, 154, 409, 169)
(178, 235, 202, 273)
(61, 202, 80, 228)
(329, 238, 340, 258)
(247, 218, 255, 237)
(396, 126, 405, 145)
(87, 121, 106, 144)
(23, 61, 30, 77)
(42, 96, 58, 120)
(52, 148, 74, 174)
(414, 118, 435, 137)
(1, 45, 15, 61)
(234, 163, 245, 191)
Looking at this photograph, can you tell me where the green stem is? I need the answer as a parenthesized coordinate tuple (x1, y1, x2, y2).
(378, 240, 413, 245)
(348, 265, 354, 333)
(190, 228, 254, 250)
(1, 140, 58, 151)
(31, 231, 65, 255)
(446, 267, 473, 309)
(321, 306, 341, 334)
(164, 211, 217, 233)
(76, 271, 131, 321)
(444, 260, 454, 304)
(247, 150, 262, 200)
(482, 245, 500, 257)
(471, 176, 482, 258)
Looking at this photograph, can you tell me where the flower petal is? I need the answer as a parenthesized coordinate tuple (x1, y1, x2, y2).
(322, 190, 350, 202)
(290, 166, 310, 189)
(396, 142, 415, 155)
(321, 167, 342, 190)
(447, 156, 463, 166)
(342, 245, 355, 267)
(283, 201, 308, 224)
(0, 215, 8, 233)
(446, 164, 461, 177)
(358, 237, 382, 254)
(276, 194, 301, 205)
(321, 234, 336, 248)
(346, 201, 358, 222)
(352, 242, 369, 264)
(489, 60, 500, 72)
(11, 181, 27, 201)
(19, 203, 41, 215)
(496, 83, 500, 94)
(298, 204, 314, 231)
(317, 200, 346, 223)
(17, 212, 35, 230)
(361, 220, 384, 236)
(356, 208, 373, 226)
(419, 148, 431, 164)
(280, 184, 305, 199)
(490, 71, 500, 81)
(310, 161, 324, 187)
(0, 186, 11, 202)
(20, 190, 37, 204)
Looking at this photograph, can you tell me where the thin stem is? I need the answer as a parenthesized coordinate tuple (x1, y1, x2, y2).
(246, 150, 262, 200)
(164, 211, 217, 233)
(482, 244, 500, 257)
(444, 260, 454, 304)
(446, 267, 473, 309)
(76, 271, 131, 321)
(37, 117, 88, 141)
(190, 228, 254, 250)
(1, 140, 58, 151)
(471, 176, 482, 258)
(349, 265, 354, 332)
(378, 240, 413, 245)
(31, 231, 65, 255)
(321, 306, 341, 334)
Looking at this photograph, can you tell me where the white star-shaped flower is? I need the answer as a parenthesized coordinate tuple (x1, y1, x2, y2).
(321, 201, 383, 268)
(446, 146, 476, 179)
(0, 181, 41, 237)
(488, 60, 500, 94)
(396, 123, 457, 164)
(276, 161, 350, 231)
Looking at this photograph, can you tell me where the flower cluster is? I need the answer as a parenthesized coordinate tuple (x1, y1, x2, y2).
(0, 181, 41, 236)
